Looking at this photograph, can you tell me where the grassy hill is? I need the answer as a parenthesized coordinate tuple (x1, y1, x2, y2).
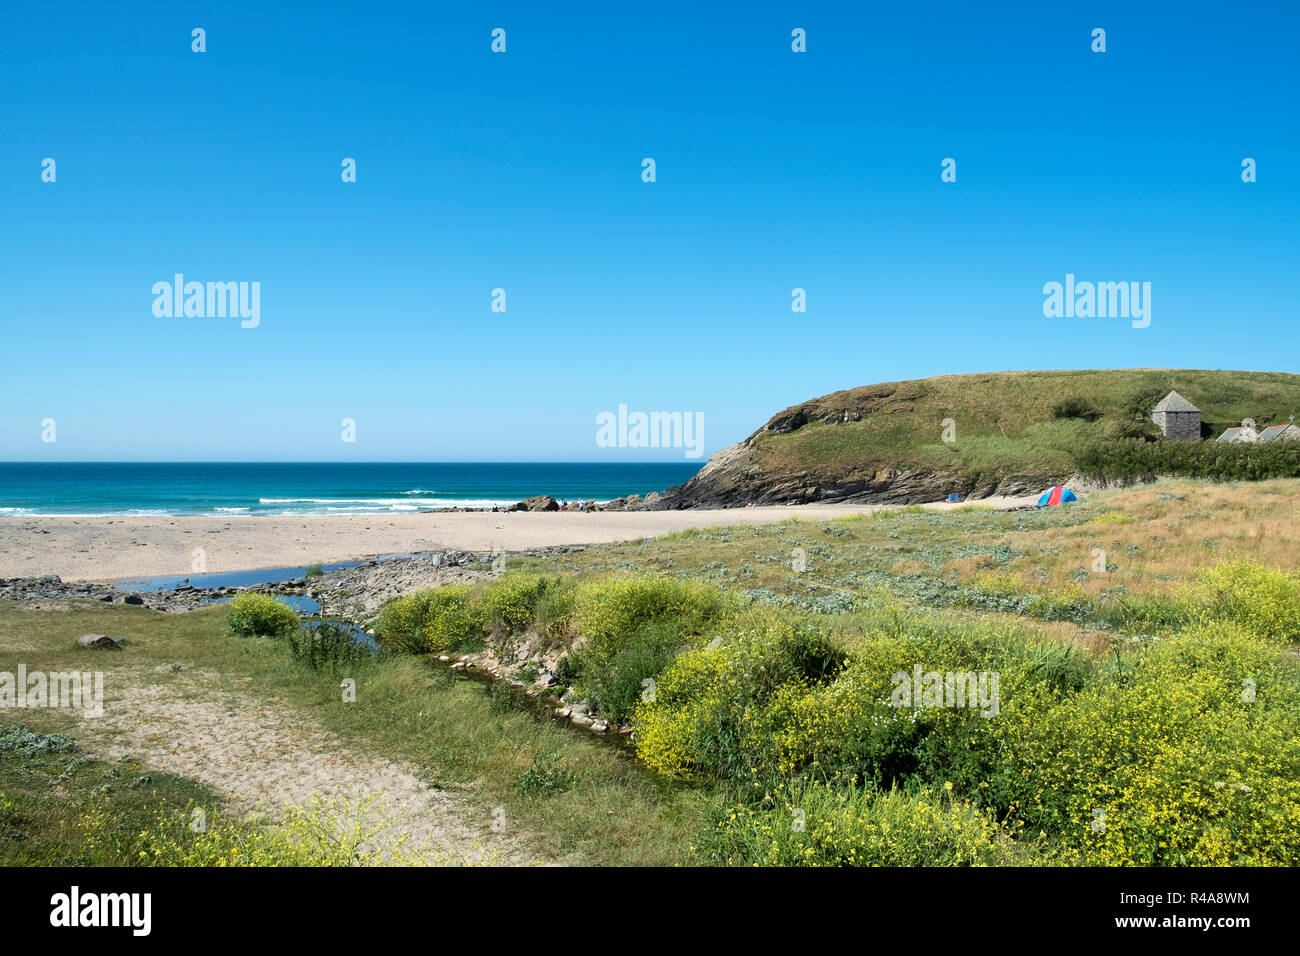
(664, 369, 1300, 506)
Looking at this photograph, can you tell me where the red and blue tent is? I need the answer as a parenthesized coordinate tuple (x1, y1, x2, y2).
(1038, 485, 1078, 506)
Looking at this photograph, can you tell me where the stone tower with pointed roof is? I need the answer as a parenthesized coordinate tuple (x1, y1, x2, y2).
(1151, 390, 1201, 440)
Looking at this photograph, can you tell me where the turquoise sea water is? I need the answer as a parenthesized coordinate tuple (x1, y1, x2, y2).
(0, 463, 701, 516)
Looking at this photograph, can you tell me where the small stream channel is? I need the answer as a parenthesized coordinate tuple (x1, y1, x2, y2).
(112, 559, 635, 753)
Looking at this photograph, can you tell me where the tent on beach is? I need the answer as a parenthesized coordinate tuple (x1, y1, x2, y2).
(1038, 485, 1078, 507)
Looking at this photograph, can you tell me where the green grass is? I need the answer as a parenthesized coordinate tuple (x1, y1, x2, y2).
(0, 722, 218, 865)
(0, 601, 706, 866)
(0, 724, 423, 865)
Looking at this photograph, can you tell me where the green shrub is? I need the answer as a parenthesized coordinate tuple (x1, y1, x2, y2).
(572, 576, 731, 650)
(1190, 560, 1300, 644)
(535, 583, 577, 645)
(984, 621, 1300, 865)
(516, 757, 574, 797)
(698, 784, 1025, 866)
(1073, 438, 1300, 482)
(637, 608, 1106, 793)
(373, 585, 479, 654)
(648, 602, 1300, 865)
(633, 609, 846, 780)
(374, 574, 577, 655)
(475, 573, 551, 636)
(565, 576, 733, 722)
(1051, 395, 1101, 421)
(227, 593, 299, 638)
(304, 563, 324, 579)
(570, 620, 685, 723)
(287, 620, 373, 670)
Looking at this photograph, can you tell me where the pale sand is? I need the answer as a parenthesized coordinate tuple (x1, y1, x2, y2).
(0, 496, 1038, 582)
(76, 671, 540, 864)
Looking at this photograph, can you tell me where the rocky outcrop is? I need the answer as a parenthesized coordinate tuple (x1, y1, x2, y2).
(656, 452, 1047, 508)
(78, 633, 126, 650)
(508, 495, 559, 512)
(650, 382, 1063, 509)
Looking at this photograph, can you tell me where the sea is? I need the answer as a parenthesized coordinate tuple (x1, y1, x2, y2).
(0, 462, 703, 517)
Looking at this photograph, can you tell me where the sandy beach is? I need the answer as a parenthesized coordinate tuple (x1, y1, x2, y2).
(0, 496, 1038, 582)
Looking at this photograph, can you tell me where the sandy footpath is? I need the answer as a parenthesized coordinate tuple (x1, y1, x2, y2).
(75, 671, 539, 865)
(0, 497, 1036, 581)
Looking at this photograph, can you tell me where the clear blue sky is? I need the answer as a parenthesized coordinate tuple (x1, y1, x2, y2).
(2, 1, 1296, 461)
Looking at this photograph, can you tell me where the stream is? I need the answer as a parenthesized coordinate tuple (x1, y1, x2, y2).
(112, 558, 634, 753)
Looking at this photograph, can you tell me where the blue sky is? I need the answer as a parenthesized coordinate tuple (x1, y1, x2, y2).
(1, 1, 1296, 461)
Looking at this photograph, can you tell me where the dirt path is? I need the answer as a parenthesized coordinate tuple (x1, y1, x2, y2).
(73, 666, 543, 866)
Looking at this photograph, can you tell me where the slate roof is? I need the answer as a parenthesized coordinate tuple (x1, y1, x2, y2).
(1152, 390, 1200, 413)
(1259, 423, 1300, 442)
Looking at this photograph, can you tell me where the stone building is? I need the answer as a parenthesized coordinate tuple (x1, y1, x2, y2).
(1151, 391, 1201, 440)
(1215, 424, 1257, 443)
(1258, 421, 1300, 443)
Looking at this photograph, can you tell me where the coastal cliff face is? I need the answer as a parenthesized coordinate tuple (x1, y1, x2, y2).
(653, 380, 1055, 508)
(655, 445, 1040, 509)
(648, 369, 1300, 509)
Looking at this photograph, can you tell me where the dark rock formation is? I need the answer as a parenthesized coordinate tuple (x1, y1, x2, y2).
(508, 495, 560, 512)
(651, 384, 1056, 509)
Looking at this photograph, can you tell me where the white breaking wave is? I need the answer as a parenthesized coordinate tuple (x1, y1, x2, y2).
(257, 502, 441, 509)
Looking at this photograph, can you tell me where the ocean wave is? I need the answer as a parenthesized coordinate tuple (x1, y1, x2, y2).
(17, 509, 178, 518)
(276, 498, 519, 514)
(257, 502, 441, 509)
(214, 507, 250, 513)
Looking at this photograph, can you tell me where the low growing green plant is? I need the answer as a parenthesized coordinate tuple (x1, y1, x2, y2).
(227, 593, 299, 638)
(698, 783, 1026, 867)
(287, 620, 374, 670)
(1189, 560, 1300, 644)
